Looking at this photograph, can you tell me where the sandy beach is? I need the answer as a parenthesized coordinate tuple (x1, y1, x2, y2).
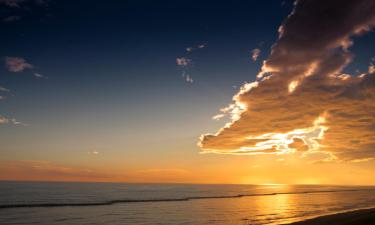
(286, 208, 375, 225)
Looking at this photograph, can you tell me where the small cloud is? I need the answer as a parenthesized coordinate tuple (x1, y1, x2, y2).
(185, 74, 193, 83)
(88, 151, 99, 155)
(4, 57, 45, 78)
(10, 118, 23, 125)
(0, 87, 10, 100)
(212, 114, 225, 121)
(5, 56, 34, 72)
(252, 165, 260, 168)
(185, 43, 206, 53)
(34, 72, 47, 79)
(251, 48, 261, 61)
(0, 115, 26, 126)
(176, 57, 191, 67)
(0, 86, 9, 92)
(0, 115, 8, 124)
(197, 44, 206, 49)
(178, 44, 205, 82)
(181, 72, 193, 84)
(182, 72, 193, 83)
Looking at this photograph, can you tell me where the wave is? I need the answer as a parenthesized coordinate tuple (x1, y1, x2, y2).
(0, 189, 365, 209)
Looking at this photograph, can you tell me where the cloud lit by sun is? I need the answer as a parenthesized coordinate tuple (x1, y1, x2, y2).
(199, 0, 375, 162)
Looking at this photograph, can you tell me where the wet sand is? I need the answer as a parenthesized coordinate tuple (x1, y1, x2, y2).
(285, 208, 375, 225)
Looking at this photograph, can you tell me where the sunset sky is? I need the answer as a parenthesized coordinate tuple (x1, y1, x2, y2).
(1, 0, 375, 185)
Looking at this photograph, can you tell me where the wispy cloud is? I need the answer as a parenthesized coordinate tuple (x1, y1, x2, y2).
(176, 57, 191, 67)
(0, 85, 10, 111)
(350, 158, 375, 163)
(0, 115, 8, 124)
(0, 86, 9, 92)
(4, 57, 46, 78)
(186, 43, 206, 52)
(182, 73, 193, 83)
(212, 114, 225, 121)
(177, 43, 206, 83)
(197, 44, 206, 49)
(33, 72, 47, 79)
(199, 0, 375, 162)
(10, 118, 24, 125)
(5, 56, 34, 72)
(0, 115, 25, 126)
(251, 48, 261, 61)
(177, 58, 194, 83)
(88, 151, 99, 155)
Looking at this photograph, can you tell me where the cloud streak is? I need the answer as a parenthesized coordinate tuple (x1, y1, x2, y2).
(199, 0, 375, 161)
(33, 72, 47, 79)
(186, 43, 206, 52)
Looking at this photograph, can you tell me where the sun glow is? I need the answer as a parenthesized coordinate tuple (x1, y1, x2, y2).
(201, 114, 328, 156)
(288, 80, 300, 93)
(244, 115, 328, 153)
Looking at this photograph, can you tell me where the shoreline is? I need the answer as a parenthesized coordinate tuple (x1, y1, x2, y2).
(285, 207, 375, 225)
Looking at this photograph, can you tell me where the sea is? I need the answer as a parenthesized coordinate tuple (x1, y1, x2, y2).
(0, 181, 374, 225)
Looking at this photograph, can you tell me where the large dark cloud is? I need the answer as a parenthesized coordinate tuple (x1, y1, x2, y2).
(199, 0, 375, 161)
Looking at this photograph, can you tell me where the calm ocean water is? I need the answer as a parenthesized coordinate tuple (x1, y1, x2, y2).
(0, 181, 374, 225)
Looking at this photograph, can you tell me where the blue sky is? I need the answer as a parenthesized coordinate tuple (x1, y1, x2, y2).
(1, 0, 375, 184)
(0, 0, 292, 153)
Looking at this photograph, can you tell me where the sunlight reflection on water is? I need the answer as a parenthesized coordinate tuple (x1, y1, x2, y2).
(0, 182, 374, 225)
